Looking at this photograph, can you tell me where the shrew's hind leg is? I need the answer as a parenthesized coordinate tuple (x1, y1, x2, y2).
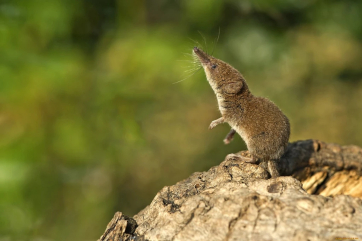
(267, 160, 280, 178)
(226, 153, 258, 163)
(223, 128, 236, 145)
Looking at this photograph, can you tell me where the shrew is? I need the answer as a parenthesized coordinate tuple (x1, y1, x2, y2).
(193, 47, 290, 178)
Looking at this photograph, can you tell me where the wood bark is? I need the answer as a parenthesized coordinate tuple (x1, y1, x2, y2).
(98, 140, 362, 241)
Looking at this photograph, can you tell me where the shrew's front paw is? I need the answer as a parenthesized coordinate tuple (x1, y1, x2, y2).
(209, 120, 219, 130)
(208, 117, 224, 130)
(223, 129, 236, 144)
(223, 138, 232, 145)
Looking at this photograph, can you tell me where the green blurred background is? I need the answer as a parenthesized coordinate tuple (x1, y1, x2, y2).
(1, 0, 362, 240)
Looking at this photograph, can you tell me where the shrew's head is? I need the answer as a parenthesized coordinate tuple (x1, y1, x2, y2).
(193, 47, 248, 96)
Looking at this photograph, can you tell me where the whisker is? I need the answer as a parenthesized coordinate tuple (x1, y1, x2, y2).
(173, 67, 202, 84)
(198, 31, 208, 54)
(183, 53, 194, 57)
(188, 37, 202, 48)
(174, 39, 206, 84)
(177, 59, 197, 62)
(211, 27, 221, 56)
(184, 67, 201, 74)
(184, 63, 201, 68)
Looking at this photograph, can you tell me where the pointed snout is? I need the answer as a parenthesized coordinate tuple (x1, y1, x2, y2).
(193, 47, 210, 64)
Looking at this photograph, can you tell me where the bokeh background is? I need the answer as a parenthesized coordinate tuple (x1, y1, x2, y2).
(1, 0, 362, 240)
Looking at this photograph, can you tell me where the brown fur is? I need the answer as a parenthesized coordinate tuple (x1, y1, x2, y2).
(193, 47, 290, 177)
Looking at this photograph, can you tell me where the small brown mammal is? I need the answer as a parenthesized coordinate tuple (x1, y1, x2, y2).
(193, 47, 290, 178)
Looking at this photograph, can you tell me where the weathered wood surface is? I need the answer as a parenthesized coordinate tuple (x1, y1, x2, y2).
(99, 140, 362, 241)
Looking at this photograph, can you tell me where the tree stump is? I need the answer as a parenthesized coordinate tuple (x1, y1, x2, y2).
(99, 140, 362, 241)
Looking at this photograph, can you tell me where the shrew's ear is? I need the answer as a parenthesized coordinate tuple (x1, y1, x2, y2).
(224, 81, 243, 94)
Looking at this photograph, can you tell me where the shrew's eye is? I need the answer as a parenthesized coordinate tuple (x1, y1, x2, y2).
(211, 64, 217, 69)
